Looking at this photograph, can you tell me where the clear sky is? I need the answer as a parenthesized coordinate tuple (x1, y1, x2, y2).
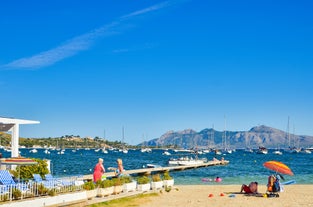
(1, 0, 312, 145)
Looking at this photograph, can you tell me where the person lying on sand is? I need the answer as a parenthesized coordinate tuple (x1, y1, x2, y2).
(240, 181, 258, 194)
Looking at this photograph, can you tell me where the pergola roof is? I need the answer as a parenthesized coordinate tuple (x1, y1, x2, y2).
(0, 117, 40, 126)
(0, 117, 40, 158)
(0, 124, 14, 132)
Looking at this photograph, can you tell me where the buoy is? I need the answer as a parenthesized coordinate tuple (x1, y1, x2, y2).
(220, 193, 225, 196)
(215, 177, 222, 182)
(208, 193, 214, 197)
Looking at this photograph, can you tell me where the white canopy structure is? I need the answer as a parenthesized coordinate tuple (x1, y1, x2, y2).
(0, 117, 40, 157)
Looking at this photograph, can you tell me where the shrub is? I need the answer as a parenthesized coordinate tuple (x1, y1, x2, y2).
(137, 176, 150, 184)
(12, 188, 21, 199)
(83, 181, 95, 190)
(95, 180, 102, 188)
(163, 171, 172, 180)
(10, 158, 49, 181)
(2, 194, 9, 201)
(112, 178, 122, 186)
(38, 183, 48, 195)
(165, 186, 172, 192)
(120, 176, 132, 184)
(48, 189, 57, 196)
(100, 179, 113, 188)
(152, 174, 161, 182)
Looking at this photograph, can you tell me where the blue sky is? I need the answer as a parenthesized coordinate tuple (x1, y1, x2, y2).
(1, 0, 312, 145)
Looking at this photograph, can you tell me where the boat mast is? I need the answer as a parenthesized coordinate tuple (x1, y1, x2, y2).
(208, 124, 215, 149)
(287, 116, 290, 147)
(223, 115, 227, 150)
(122, 126, 124, 148)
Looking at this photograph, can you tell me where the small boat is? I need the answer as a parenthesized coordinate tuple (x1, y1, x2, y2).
(256, 146, 268, 154)
(29, 149, 38, 153)
(168, 156, 207, 166)
(306, 146, 313, 151)
(273, 150, 283, 155)
(146, 164, 162, 168)
(300, 149, 312, 154)
(162, 151, 171, 156)
(173, 149, 193, 153)
(141, 148, 152, 153)
(178, 159, 206, 166)
(102, 147, 108, 154)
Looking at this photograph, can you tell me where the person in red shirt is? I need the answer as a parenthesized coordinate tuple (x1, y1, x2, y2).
(93, 158, 105, 182)
(240, 181, 258, 194)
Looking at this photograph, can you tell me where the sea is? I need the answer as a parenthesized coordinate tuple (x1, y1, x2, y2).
(1, 148, 313, 185)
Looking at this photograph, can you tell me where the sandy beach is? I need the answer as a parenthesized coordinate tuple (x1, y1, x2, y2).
(138, 185, 313, 207)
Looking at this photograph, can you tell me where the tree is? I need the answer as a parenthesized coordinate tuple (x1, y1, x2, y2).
(11, 158, 49, 181)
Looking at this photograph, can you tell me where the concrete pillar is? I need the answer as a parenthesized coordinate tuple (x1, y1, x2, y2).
(45, 159, 51, 173)
(11, 124, 19, 157)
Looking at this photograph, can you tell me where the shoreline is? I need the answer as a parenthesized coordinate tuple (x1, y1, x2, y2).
(137, 184, 313, 207)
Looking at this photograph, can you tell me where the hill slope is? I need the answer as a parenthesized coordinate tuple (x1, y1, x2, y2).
(144, 125, 313, 149)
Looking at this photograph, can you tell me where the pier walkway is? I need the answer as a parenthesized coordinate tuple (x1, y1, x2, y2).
(83, 160, 228, 180)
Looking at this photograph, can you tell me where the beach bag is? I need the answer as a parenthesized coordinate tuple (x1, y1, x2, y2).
(267, 175, 280, 192)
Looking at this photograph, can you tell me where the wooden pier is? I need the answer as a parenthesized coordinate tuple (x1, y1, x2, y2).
(83, 160, 229, 180)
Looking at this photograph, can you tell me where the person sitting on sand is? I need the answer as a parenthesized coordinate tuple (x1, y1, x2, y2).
(240, 181, 258, 194)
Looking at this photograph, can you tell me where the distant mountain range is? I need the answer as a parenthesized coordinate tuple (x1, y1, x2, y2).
(142, 125, 313, 149)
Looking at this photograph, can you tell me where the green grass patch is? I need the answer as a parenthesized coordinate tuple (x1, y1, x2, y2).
(87, 193, 159, 207)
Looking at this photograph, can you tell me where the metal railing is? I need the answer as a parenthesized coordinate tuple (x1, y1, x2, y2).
(0, 176, 85, 202)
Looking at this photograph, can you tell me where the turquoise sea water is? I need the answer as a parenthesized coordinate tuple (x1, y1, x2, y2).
(2, 148, 312, 185)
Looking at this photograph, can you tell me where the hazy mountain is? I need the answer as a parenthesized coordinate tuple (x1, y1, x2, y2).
(142, 125, 313, 149)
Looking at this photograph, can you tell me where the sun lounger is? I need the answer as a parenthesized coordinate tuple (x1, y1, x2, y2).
(45, 174, 73, 186)
(0, 170, 29, 192)
(33, 174, 56, 189)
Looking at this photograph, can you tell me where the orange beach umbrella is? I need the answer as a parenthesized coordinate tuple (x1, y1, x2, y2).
(263, 160, 294, 176)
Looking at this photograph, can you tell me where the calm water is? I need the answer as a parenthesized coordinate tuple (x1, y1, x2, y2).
(2, 148, 313, 185)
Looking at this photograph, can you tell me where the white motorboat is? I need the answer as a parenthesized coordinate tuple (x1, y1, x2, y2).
(273, 150, 283, 155)
(168, 156, 206, 166)
(162, 151, 171, 156)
